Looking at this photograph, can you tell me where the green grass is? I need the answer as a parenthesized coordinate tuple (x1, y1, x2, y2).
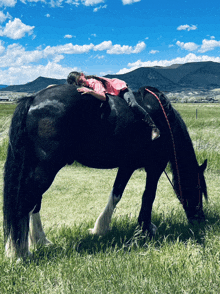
(175, 103, 220, 171)
(0, 103, 16, 160)
(0, 103, 16, 118)
(1, 102, 220, 293)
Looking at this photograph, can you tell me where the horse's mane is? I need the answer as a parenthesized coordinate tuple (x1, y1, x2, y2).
(162, 98, 199, 196)
(138, 86, 199, 197)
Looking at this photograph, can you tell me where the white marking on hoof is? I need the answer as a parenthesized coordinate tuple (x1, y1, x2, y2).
(88, 213, 111, 236)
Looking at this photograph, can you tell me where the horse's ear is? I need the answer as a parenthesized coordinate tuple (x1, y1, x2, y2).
(137, 87, 147, 99)
(200, 159, 207, 173)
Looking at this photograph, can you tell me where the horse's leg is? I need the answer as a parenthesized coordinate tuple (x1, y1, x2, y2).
(29, 211, 52, 247)
(90, 167, 134, 235)
(138, 168, 164, 236)
(27, 162, 61, 248)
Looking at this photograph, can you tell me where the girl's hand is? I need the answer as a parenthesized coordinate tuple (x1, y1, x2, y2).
(77, 87, 92, 95)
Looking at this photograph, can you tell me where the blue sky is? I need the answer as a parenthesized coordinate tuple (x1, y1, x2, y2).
(0, 0, 220, 85)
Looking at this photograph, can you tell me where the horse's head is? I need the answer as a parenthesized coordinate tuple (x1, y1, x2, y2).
(183, 159, 208, 223)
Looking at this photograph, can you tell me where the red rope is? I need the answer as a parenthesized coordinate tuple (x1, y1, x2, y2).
(145, 88, 184, 204)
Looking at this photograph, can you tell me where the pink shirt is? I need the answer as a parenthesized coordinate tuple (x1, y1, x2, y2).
(78, 74, 127, 97)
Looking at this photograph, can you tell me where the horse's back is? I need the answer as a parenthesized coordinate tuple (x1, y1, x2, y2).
(24, 85, 147, 168)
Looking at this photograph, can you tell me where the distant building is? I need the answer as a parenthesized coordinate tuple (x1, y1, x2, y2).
(0, 97, 10, 102)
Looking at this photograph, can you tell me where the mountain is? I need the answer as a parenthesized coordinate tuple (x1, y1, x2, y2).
(106, 61, 220, 91)
(0, 85, 8, 89)
(2, 61, 220, 93)
(105, 67, 180, 91)
(1, 76, 66, 93)
(177, 62, 220, 88)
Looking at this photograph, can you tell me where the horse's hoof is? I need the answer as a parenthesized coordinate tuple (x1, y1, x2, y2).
(148, 223, 157, 236)
(88, 228, 102, 235)
(88, 227, 109, 236)
(142, 223, 157, 237)
(43, 238, 53, 246)
(29, 237, 53, 248)
(16, 258, 22, 264)
(37, 238, 53, 246)
(15, 251, 32, 263)
(88, 228, 96, 235)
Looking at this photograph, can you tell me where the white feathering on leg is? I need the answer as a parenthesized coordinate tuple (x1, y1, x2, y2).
(29, 212, 52, 247)
(89, 192, 121, 235)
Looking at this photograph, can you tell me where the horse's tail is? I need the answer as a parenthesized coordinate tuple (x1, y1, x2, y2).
(3, 96, 35, 246)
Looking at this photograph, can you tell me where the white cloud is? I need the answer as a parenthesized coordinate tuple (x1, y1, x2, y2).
(0, 11, 11, 23)
(45, 13, 50, 17)
(199, 39, 220, 53)
(117, 53, 220, 74)
(122, 0, 141, 5)
(20, 0, 46, 3)
(94, 40, 112, 51)
(93, 54, 104, 59)
(62, 0, 79, 5)
(176, 41, 199, 51)
(45, 40, 147, 56)
(93, 4, 107, 12)
(107, 41, 146, 54)
(0, 40, 5, 54)
(149, 50, 159, 54)
(176, 38, 220, 53)
(20, 0, 59, 6)
(0, 43, 43, 67)
(132, 41, 146, 53)
(19, 0, 106, 7)
(64, 34, 73, 39)
(0, 0, 16, 7)
(177, 24, 197, 31)
(50, 0, 63, 7)
(44, 43, 95, 55)
(0, 62, 76, 85)
(0, 18, 35, 39)
(82, 0, 104, 6)
(17, 0, 106, 8)
(0, 40, 146, 70)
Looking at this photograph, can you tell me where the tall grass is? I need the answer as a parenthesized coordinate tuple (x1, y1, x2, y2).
(0, 102, 220, 293)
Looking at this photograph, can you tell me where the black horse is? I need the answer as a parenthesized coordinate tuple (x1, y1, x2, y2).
(3, 85, 207, 259)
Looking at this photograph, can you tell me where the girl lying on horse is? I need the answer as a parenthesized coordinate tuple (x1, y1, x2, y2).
(67, 71, 160, 140)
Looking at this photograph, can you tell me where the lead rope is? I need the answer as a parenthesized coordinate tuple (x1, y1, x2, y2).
(145, 88, 184, 205)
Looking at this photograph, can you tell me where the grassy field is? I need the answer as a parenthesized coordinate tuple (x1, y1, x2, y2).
(0, 102, 220, 293)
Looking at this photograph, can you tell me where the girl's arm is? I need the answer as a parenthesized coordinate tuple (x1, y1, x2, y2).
(77, 87, 106, 101)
